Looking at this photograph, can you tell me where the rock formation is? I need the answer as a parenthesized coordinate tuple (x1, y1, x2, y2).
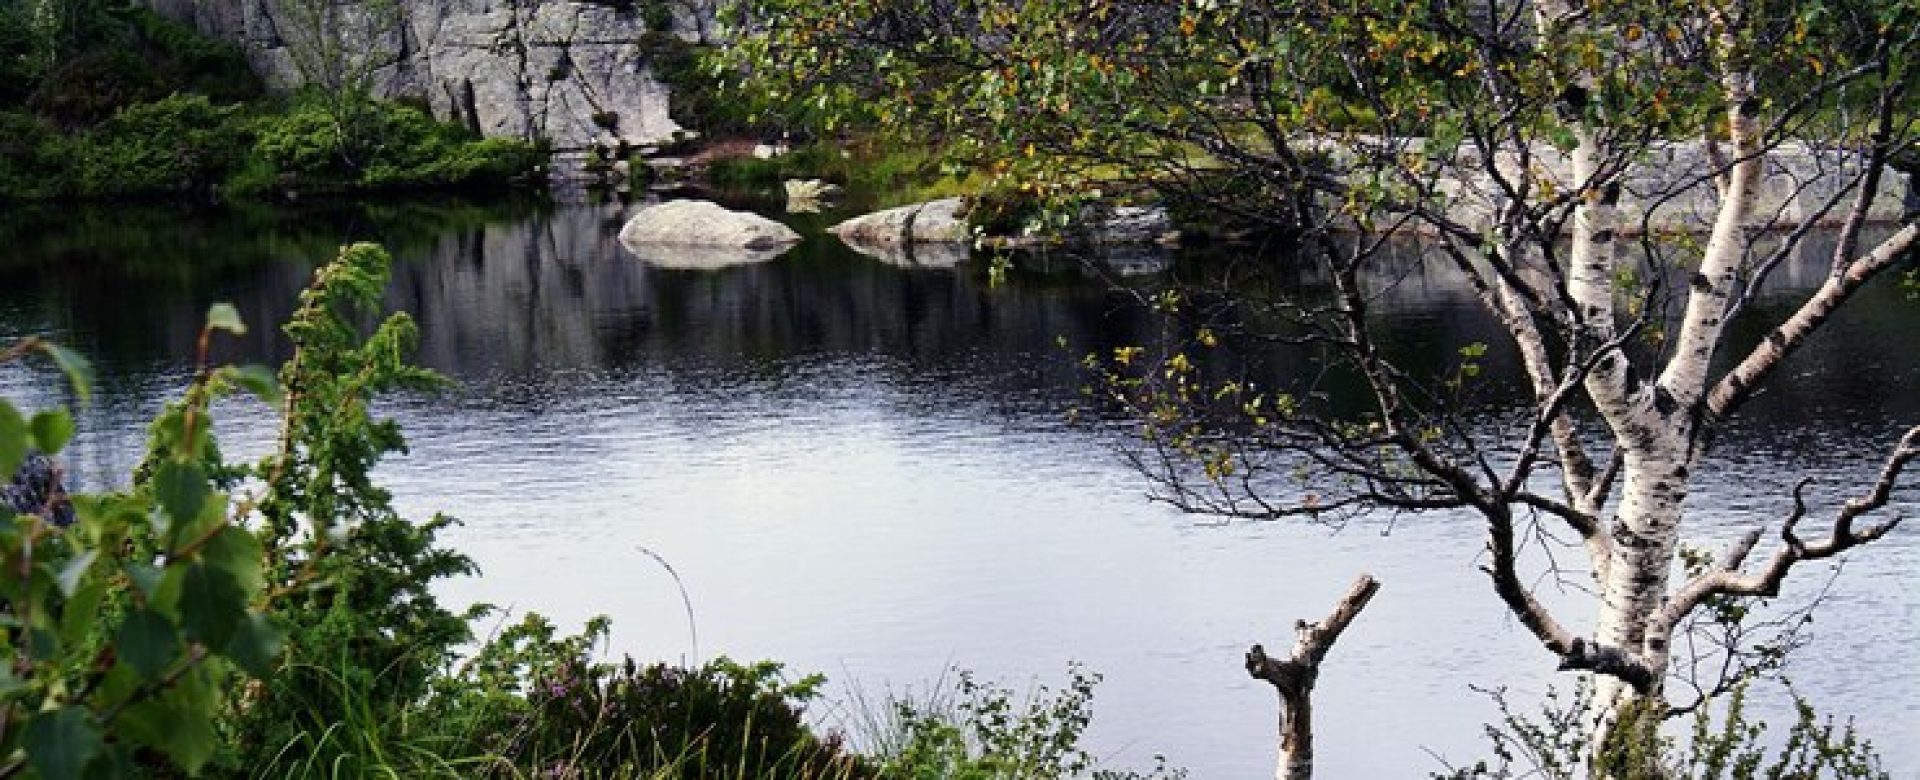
(617, 199, 801, 268)
(140, 0, 709, 153)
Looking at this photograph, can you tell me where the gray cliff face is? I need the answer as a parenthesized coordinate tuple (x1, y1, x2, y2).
(143, 0, 701, 152)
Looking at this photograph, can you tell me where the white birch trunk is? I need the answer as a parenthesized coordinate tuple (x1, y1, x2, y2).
(1590, 448, 1685, 716)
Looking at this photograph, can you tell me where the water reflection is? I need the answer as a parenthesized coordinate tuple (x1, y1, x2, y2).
(0, 199, 1914, 776)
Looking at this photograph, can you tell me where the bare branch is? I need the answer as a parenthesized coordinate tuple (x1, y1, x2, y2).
(1650, 426, 1920, 648)
(1246, 575, 1382, 780)
(1706, 222, 1920, 423)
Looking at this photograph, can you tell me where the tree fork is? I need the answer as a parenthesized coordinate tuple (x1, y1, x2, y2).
(1245, 574, 1381, 780)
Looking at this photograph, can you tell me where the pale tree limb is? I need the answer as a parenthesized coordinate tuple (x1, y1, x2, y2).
(1647, 425, 1920, 654)
(1655, 29, 1764, 416)
(1706, 222, 1920, 422)
(1244, 575, 1381, 780)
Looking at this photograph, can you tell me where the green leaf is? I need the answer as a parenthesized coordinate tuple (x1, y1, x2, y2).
(24, 706, 103, 780)
(84, 743, 137, 780)
(30, 409, 74, 454)
(61, 579, 106, 646)
(0, 400, 25, 478)
(220, 364, 281, 402)
(0, 664, 23, 697)
(205, 303, 247, 336)
(200, 526, 264, 595)
(175, 563, 245, 647)
(153, 461, 208, 531)
(221, 611, 285, 678)
(37, 344, 95, 404)
(116, 667, 218, 773)
(116, 609, 181, 681)
(1545, 123, 1579, 153)
(126, 562, 164, 601)
(55, 550, 98, 597)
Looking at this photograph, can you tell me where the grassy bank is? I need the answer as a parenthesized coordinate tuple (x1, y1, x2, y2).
(703, 140, 994, 210)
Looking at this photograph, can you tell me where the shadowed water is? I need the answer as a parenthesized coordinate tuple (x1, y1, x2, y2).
(1, 198, 1915, 776)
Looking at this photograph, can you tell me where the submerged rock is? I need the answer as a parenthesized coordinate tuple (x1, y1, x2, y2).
(617, 200, 800, 269)
(849, 240, 972, 269)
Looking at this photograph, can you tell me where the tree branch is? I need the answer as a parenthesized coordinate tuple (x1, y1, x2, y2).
(1650, 426, 1920, 650)
(1246, 574, 1381, 780)
(1706, 222, 1920, 422)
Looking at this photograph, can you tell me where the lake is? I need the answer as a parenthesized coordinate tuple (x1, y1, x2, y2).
(1, 197, 1915, 777)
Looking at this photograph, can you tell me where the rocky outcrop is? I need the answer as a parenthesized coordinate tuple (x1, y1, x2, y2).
(617, 200, 800, 269)
(141, 0, 704, 152)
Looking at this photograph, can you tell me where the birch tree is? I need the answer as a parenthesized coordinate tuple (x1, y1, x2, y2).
(273, 0, 406, 169)
(727, 0, 1920, 765)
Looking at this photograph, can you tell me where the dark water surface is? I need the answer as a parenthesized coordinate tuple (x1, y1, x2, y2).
(1, 198, 1915, 776)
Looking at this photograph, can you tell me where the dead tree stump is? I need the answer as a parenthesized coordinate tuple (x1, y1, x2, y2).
(1245, 574, 1381, 780)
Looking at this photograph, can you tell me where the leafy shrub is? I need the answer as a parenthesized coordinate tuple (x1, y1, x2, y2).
(249, 96, 543, 194)
(0, 110, 63, 198)
(124, 7, 260, 103)
(0, 3, 39, 105)
(12, 5, 258, 127)
(1434, 682, 1888, 780)
(24, 47, 169, 127)
(247, 100, 351, 184)
(216, 243, 479, 773)
(70, 93, 253, 196)
(875, 665, 1185, 780)
(0, 313, 285, 779)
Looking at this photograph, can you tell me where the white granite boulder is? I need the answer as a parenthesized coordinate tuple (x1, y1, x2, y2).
(830, 198, 972, 247)
(617, 200, 800, 269)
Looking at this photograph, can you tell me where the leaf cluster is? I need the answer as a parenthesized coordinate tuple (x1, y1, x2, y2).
(0, 309, 284, 779)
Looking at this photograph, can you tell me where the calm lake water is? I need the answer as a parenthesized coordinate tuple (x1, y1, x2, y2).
(1, 197, 1915, 776)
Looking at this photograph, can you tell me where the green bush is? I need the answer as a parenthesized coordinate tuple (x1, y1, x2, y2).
(215, 243, 477, 774)
(25, 47, 169, 127)
(249, 96, 543, 195)
(1435, 682, 1888, 780)
(247, 100, 351, 183)
(69, 93, 253, 197)
(0, 110, 64, 198)
(10, 5, 259, 127)
(873, 665, 1185, 780)
(125, 8, 260, 103)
